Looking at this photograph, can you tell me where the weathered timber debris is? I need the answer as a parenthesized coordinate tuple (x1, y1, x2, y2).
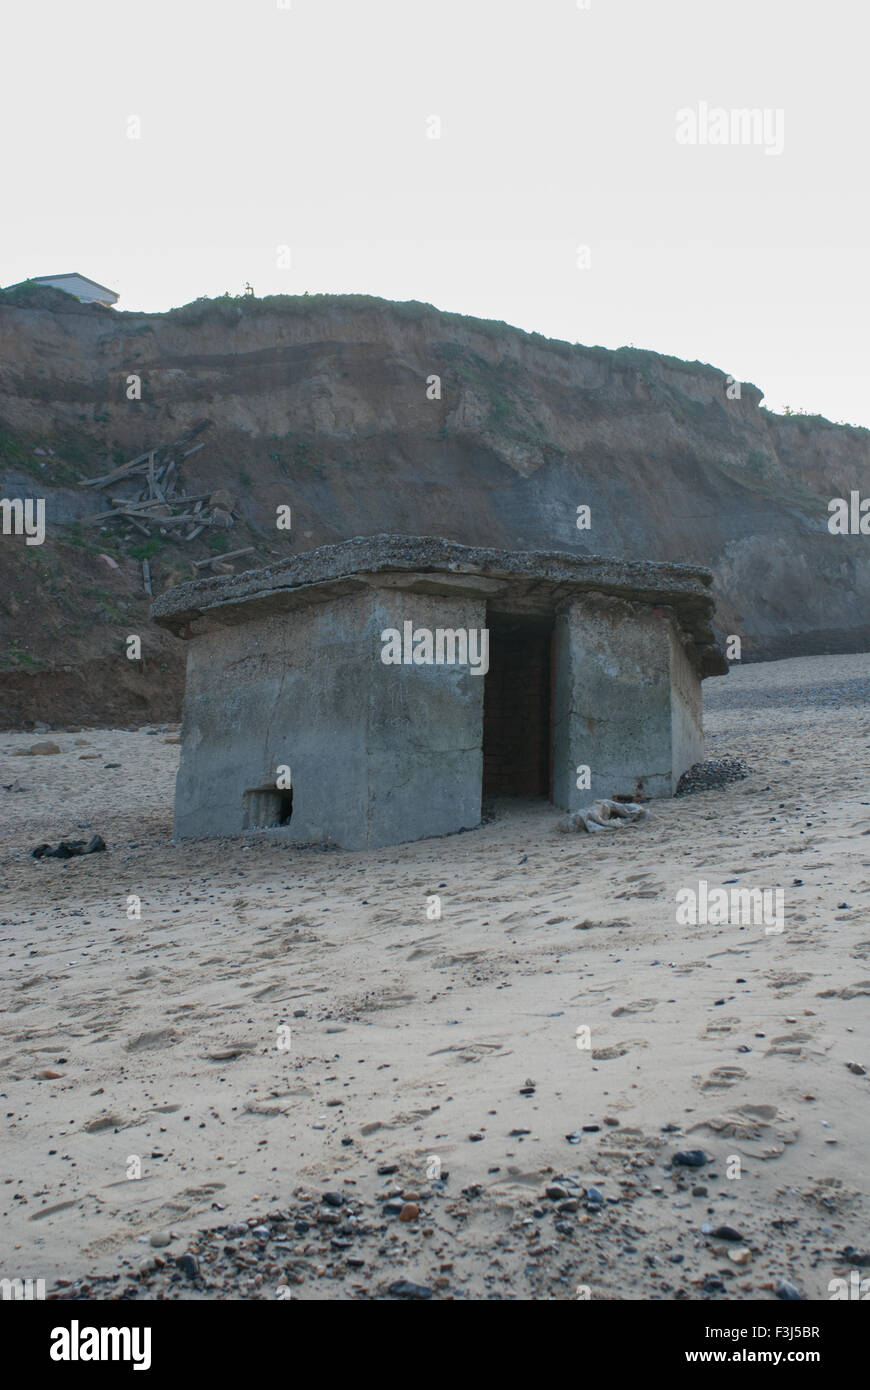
(78, 419, 246, 555)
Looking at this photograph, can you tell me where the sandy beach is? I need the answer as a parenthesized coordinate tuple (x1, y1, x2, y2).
(2, 652, 868, 1300)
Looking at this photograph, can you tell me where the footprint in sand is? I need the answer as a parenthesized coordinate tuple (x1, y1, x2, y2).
(123, 1028, 180, 1052)
(690, 1104, 799, 1157)
(82, 1183, 227, 1255)
(817, 980, 870, 999)
(701, 1016, 739, 1037)
(429, 1041, 507, 1064)
(611, 999, 657, 1017)
(764, 1030, 816, 1059)
(700, 1065, 748, 1091)
(592, 1039, 648, 1060)
(203, 1041, 259, 1062)
(766, 971, 812, 992)
(82, 1111, 143, 1133)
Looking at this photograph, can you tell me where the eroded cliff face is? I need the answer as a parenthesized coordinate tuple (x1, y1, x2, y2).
(1, 286, 868, 725)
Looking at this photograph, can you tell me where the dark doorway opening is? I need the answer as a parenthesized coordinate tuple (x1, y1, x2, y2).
(482, 615, 553, 801)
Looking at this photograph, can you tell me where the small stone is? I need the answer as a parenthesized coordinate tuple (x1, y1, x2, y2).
(692, 1186, 708, 1197)
(842, 1247, 870, 1267)
(149, 1231, 172, 1248)
(376, 1163, 398, 1175)
(389, 1279, 432, 1300)
(176, 1252, 200, 1279)
(30, 742, 61, 756)
(399, 1203, 419, 1222)
(545, 1184, 568, 1200)
(672, 1149, 708, 1168)
(775, 1279, 802, 1301)
(846, 1062, 866, 1075)
(728, 1248, 752, 1265)
(468, 1132, 484, 1142)
(711, 1225, 743, 1242)
(585, 1186, 604, 1205)
(322, 1191, 344, 1208)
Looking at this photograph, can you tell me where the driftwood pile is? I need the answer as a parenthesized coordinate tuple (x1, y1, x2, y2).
(80, 419, 254, 589)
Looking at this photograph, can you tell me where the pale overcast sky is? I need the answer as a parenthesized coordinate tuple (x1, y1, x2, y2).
(4, 0, 869, 426)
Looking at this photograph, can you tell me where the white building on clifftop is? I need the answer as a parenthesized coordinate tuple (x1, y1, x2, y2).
(13, 272, 119, 306)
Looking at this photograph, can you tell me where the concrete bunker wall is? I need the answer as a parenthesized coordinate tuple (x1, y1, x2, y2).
(551, 594, 702, 810)
(173, 587, 485, 849)
(171, 573, 706, 849)
(669, 626, 705, 785)
(174, 591, 374, 844)
(365, 590, 485, 847)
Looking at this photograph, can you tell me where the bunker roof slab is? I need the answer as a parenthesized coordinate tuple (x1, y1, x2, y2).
(151, 534, 727, 676)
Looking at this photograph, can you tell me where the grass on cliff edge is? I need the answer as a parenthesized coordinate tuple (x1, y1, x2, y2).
(3, 283, 868, 435)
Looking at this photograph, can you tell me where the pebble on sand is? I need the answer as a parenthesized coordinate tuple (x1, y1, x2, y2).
(672, 1150, 708, 1168)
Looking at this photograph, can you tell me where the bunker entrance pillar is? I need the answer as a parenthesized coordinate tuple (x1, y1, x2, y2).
(551, 594, 676, 810)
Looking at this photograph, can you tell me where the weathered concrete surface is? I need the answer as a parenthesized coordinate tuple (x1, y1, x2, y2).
(365, 592, 484, 846)
(152, 534, 725, 678)
(174, 592, 374, 845)
(669, 626, 705, 787)
(551, 594, 696, 807)
(173, 587, 485, 849)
